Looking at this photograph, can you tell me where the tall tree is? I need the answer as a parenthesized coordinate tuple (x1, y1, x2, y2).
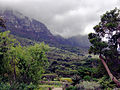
(26, 43, 49, 83)
(0, 17, 49, 86)
(88, 8, 120, 86)
(0, 17, 10, 75)
(0, 17, 20, 84)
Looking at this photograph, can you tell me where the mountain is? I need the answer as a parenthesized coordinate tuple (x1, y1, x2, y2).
(67, 35, 91, 48)
(0, 10, 57, 44)
(0, 9, 90, 50)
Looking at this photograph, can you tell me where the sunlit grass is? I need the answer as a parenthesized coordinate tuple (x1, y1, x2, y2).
(60, 78, 72, 83)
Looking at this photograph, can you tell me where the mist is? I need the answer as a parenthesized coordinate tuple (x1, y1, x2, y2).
(0, 0, 119, 38)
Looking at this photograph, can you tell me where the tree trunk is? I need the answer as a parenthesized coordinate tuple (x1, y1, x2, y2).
(99, 55, 120, 86)
(13, 62, 16, 81)
(10, 58, 17, 81)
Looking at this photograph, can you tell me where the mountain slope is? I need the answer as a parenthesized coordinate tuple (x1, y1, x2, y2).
(0, 10, 57, 45)
(0, 9, 90, 50)
(67, 35, 91, 48)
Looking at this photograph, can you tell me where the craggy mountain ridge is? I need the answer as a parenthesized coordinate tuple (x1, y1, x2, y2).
(0, 9, 90, 49)
(67, 35, 90, 48)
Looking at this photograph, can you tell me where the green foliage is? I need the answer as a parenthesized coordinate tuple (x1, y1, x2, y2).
(4, 45, 22, 77)
(0, 82, 10, 90)
(83, 75, 91, 81)
(88, 33, 108, 55)
(88, 8, 120, 57)
(98, 76, 116, 89)
(39, 81, 63, 89)
(39, 84, 59, 88)
(1, 41, 49, 84)
(0, 82, 38, 90)
(88, 8, 120, 80)
(77, 66, 97, 78)
(66, 86, 77, 90)
(0, 30, 20, 78)
(25, 43, 49, 83)
(78, 81, 101, 90)
(0, 25, 49, 87)
(42, 73, 58, 81)
(71, 75, 81, 86)
(0, 17, 50, 89)
(60, 78, 72, 83)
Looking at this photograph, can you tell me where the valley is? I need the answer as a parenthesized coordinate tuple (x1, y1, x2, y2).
(0, 8, 119, 90)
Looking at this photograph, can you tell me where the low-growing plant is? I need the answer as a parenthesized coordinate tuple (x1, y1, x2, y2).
(40, 81, 62, 87)
(0, 82, 10, 90)
(39, 87, 48, 90)
(60, 78, 72, 83)
(83, 75, 91, 81)
(71, 75, 81, 86)
(78, 81, 101, 90)
(0, 82, 38, 90)
(98, 76, 116, 89)
(66, 86, 77, 90)
(42, 73, 58, 81)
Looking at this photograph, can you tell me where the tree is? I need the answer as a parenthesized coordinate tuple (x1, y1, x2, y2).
(0, 17, 49, 87)
(0, 17, 13, 77)
(24, 43, 49, 84)
(88, 8, 120, 86)
(0, 17, 6, 29)
(0, 17, 20, 85)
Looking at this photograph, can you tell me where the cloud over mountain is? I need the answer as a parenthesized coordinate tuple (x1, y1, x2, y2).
(0, 0, 119, 37)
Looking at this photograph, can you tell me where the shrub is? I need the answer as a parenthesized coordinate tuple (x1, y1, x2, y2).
(77, 81, 101, 90)
(0, 82, 10, 90)
(71, 75, 81, 86)
(40, 81, 62, 87)
(0, 82, 38, 90)
(66, 86, 77, 90)
(60, 78, 72, 83)
(83, 75, 91, 81)
(98, 76, 116, 89)
(42, 74, 58, 81)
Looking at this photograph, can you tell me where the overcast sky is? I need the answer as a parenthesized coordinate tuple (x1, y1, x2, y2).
(0, 0, 119, 38)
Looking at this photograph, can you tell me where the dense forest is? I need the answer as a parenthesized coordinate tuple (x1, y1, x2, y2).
(1, 8, 120, 90)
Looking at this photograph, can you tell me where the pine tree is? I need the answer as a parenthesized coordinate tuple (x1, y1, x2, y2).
(88, 8, 120, 86)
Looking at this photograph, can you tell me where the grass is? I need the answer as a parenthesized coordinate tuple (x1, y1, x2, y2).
(38, 87, 48, 90)
(39, 84, 62, 90)
(39, 81, 63, 89)
(39, 85, 61, 88)
(79, 81, 100, 89)
(40, 81, 62, 85)
(60, 78, 72, 83)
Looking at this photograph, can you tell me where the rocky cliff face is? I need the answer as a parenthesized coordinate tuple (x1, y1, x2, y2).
(0, 9, 90, 48)
(0, 10, 57, 45)
(67, 35, 91, 48)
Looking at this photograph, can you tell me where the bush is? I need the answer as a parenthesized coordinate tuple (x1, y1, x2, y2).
(40, 81, 62, 87)
(0, 83, 10, 90)
(71, 75, 81, 86)
(77, 81, 101, 90)
(77, 64, 99, 79)
(92, 78, 98, 81)
(66, 86, 77, 90)
(60, 78, 72, 83)
(42, 74, 58, 81)
(0, 82, 38, 90)
(98, 76, 116, 89)
(83, 75, 91, 81)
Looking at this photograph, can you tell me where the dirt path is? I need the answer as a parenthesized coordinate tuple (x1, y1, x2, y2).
(52, 88, 63, 90)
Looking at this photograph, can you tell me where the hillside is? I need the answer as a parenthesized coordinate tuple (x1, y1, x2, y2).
(67, 35, 91, 48)
(0, 10, 57, 45)
(0, 9, 90, 50)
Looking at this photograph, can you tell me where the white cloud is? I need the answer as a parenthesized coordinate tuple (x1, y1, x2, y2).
(0, 0, 119, 37)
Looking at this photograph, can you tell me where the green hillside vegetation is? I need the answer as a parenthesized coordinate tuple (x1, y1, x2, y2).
(1, 8, 120, 90)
